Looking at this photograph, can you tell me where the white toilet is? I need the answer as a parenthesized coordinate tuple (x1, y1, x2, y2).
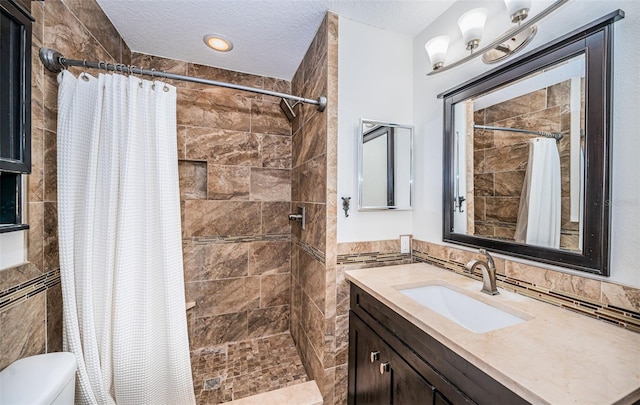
(0, 352, 76, 405)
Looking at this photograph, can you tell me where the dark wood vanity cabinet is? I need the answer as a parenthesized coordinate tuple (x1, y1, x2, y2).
(348, 284, 528, 405)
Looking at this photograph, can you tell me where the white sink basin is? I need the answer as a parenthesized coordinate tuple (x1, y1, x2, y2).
(398, 284, 527, 333)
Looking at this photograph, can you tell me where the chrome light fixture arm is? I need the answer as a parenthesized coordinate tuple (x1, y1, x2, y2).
(427, 0, 568, 76)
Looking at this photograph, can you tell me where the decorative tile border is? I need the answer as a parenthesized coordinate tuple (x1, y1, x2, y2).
(337, 252, 411, 266)
(412, 249, 640, 333)
(187, 234, 291, 245)
(0, 269, 60, 314)
(293, 237, 325, 264)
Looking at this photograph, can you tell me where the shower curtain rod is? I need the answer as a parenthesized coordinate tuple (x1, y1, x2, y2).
(474, 124, 563, 141)
(39, 47, 327, 112)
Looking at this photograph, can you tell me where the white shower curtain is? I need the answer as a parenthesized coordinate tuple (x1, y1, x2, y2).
(514, 138, 561, 248)
(57, 70, 196, 405)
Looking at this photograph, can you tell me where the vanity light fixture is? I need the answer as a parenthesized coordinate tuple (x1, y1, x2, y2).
(457, 8, 488, 51)
(203, 34, 233, 52)
(425, 0, 568, 75)
(424, 35, 450, 71)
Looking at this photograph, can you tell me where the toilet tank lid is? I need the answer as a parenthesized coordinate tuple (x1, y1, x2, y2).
(0, 352, 77, 404)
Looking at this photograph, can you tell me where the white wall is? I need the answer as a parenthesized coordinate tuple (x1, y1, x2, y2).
(412, 0, 640, 287)
(337, 16, 414, 242)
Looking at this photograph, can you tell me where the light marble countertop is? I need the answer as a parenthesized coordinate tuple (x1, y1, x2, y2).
(345, 263, 640, 405)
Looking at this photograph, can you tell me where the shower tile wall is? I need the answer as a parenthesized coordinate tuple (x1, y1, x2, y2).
(472, 80, 580, 250)
(0, 0, 130, 371)
(290, 12, 344, 405)
(129, 53, 295, 349)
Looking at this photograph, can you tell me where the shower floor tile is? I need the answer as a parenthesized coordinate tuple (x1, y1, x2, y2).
(191, 333, 308, 404)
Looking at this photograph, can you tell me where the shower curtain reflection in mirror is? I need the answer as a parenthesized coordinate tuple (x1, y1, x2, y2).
(451, 53, 585, 252)
(56, 70, 195, 404)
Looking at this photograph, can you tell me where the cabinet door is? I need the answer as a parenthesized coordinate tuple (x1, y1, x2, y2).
(388, 348, 435, 405)
(349, 313, 391, 405)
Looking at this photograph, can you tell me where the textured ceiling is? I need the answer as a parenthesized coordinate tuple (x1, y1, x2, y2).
(95, 0, 456, 80)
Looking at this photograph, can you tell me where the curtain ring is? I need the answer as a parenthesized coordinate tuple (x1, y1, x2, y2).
(151, 68, 156, 90)
(80, 59, 90, 81)
(162, 70, 169, 92)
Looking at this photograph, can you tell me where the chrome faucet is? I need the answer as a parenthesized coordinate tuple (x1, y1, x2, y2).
(465, 249, 499, 296)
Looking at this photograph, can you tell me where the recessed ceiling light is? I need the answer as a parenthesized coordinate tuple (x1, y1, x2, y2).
(203, 34, 233, 52)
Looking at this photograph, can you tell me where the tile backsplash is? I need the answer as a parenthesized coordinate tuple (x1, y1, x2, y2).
(337, 238, 640, 333)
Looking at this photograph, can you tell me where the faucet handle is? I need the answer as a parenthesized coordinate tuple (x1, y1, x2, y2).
(478, 249, 495, 268)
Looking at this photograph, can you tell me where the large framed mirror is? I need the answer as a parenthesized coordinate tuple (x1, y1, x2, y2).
(358, 119, 413, 210)
(441, 11, 624, 276)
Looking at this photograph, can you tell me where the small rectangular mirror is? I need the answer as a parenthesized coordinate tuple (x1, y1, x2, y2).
(358, 119, 413, 210)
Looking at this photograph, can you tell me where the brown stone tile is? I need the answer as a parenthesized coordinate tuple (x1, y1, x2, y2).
(547, 80, 571, 108)
(0, 294, 46, 371)
(185, 277, 260, 318)
(261, 202, 290, 235)
(176, 126, 187, 159)
(483, 143, 529, 173)
(474, 173, 494, 197)
(187, 63, 264, 89)
(494, 171, 526, 196)
(250, 168, 291, 202)
(43, 130, 57, 202)
(263, 77, 291, 95)
(28, 127, 44, 202)
(184, 127, 259, 166)
(506, 261, 601, 301)
(192, 312, 248, 349)
(43, 75, 58, 134)
(0, 262, 41, 291)
(182, 200, 260, 237)
(27, 202, 44, 270)
(46, 283, 63, 352)
(292, 279, 302, 323)
(301, 292, 324, 361)
(485, 197, 520, 224)
(251, 99, 292, 136)
(261, 273, 291, 307)
(335, 266, 349, 316)
(178, 160, 207, 200)
(334, 365, 348, 405)
(300, 202, 326, 253)
(260, 134, 292, 169)
(131, 53, 188, 88)
(183, 242, 249, 282)
(247, 305, 290, 338)
(293, 111, 327, 167)
(120, 38, 131, 65)
(494, 107, 561, 146)
(43, 0, 113, 69)
(249, 241, 291, 275)
(177, 87, 251, 131)
(297, 329, 324, 391)
(601, 282, 640, 313)
(473, 128, 494, 150)
(299, 250, 325, 314)
(299, 155, 327, 203)
(494, 224, 516, 240)
(474, 197, 486, 221)
(207, 165, 250, 200)
(61, 0, 122, 61)
(485, 89, 547, 124)
(335, 314, 349, 367)
(43, 202, 59, 271)
(323, 367, 336, 404)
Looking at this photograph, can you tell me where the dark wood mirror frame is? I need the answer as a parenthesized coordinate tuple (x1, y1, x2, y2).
(440, 10, 625, 276)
